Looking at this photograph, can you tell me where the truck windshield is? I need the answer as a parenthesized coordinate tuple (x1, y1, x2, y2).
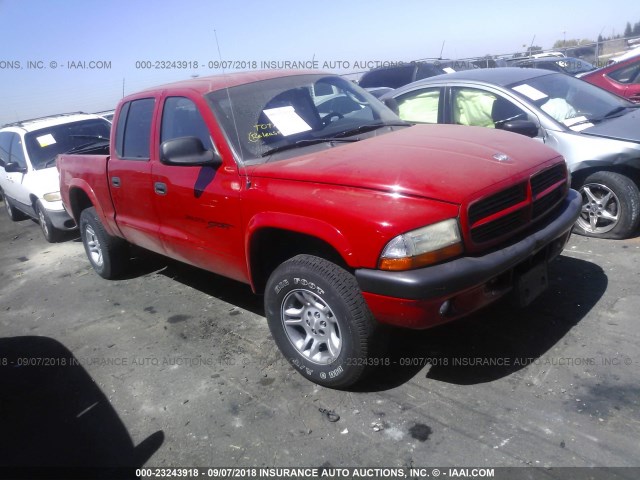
(206, 74, 401, 164)
(25, 119, 111, 170)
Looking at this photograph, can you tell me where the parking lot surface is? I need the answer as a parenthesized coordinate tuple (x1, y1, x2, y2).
(1, 200, 639, 471)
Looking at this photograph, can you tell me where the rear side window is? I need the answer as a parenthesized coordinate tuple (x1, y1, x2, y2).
(115, 98, 155, 160)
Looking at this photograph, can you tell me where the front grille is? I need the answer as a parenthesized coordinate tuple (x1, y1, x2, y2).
(532, 187, 564, 219)
(468, 183, 527, 224)
(468, 164, 567, 247)
(531, 164, 566, 196)
(471, 209, 527, 244)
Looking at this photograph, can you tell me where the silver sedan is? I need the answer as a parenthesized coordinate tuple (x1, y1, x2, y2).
(381, 68, 640, 239)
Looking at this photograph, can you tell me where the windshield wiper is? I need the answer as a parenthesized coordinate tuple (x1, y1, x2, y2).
(43, 140, 109, 168)
(69, 134, 108, 140)
(601, 105, 638, 120)
(332, 122, 411, 139)
(261, 138, 358, 157)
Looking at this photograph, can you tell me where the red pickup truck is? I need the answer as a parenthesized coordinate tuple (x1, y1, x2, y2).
(58, 70, 581, 388)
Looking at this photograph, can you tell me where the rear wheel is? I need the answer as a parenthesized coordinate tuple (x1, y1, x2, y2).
(79, 207, 128, 279)
(4, 195, 28, 221)
(36, 201, 61, 243)
(264, 254, 378, 389)
(574, 171, 640, 239)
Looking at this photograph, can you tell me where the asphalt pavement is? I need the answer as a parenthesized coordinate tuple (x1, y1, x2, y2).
(1, 200, 639, 474)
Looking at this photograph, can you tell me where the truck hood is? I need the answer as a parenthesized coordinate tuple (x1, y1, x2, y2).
(250, 124, 561, 204)
(581, 109, 640, 144)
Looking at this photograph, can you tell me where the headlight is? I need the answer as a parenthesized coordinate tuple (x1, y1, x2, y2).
(43, 192, 61, 202)
(379, 218, 463, 271)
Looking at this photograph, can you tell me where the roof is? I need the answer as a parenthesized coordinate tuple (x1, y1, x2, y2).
(1, 112, 106, 132)
(136, 70, 326, 97)
(391, 67, 556, 91)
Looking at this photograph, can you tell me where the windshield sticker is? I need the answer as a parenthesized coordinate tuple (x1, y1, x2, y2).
(263, 106, 312, 136)
(248, 123, 281, 143)
(443, 67, 456, 74)
(563, 116, 594, 131)
(36, 133, 56, 147)
(512, 84, 548, 101)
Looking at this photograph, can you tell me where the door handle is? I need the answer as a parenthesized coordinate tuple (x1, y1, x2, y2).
(154, 182, 167, 195)
(111, 177, 121, 187)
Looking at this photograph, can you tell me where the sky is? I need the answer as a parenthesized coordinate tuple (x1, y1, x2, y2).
(0, 0, 637, 125)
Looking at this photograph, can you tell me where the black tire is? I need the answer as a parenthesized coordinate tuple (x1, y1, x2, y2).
(36, 201, 61, 243)
(574, 171, 640, 239)
(79, 207, 129, 279)
(4, 195, 28, 221)
(264, 254, 377, 389)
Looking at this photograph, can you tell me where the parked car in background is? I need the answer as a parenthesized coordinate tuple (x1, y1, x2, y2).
(359, 61, 455, 89)
(580, 53, 640, 103)
(381, 68, 640, 239)
(95, 109, 116, 122)
(511, 57, 595, 76)
(0, 112, 111, 241)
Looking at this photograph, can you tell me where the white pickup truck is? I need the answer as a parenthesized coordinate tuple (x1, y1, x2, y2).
(0, 112, 111, 241)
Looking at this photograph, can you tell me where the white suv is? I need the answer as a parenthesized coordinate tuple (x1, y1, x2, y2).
(0, 112, 111, 242)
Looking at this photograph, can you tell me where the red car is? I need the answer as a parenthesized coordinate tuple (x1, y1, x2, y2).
(580, 53, 640, 102)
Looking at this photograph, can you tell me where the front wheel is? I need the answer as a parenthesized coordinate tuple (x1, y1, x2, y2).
(264, 254, 377, 389)
(79, 207, 129, 279)
(36, 201, 61, 243)
(574, 171, 640, 239)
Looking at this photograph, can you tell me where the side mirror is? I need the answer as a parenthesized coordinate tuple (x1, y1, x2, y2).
(5, 162, 27, 173)
(383, 97, 400, 116)
(498, 120, 539, 138)
(160, 137, 222, 167)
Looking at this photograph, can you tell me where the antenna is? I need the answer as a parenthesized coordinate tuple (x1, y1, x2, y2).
(439, 40, 446, 60)
(529, 35, 536, 57)
(213, 29, 247, 186)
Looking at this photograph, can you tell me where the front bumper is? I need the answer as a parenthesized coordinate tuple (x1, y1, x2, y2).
(356, 189, 582, 328)
(46, 207, 77, 231)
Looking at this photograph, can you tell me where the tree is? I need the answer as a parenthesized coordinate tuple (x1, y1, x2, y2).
(624, 22, 632, 37)
(633, 22, 640, 36)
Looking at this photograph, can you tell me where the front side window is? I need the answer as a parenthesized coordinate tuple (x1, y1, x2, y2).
(452, 88, 529, 128)
(9, 134, 27, 167)
(206, 74, 401, 164)
(0, 132, 12, 166)
(24, 119, 111, 170)
(161, 97, 213, 149)
(394, 87, 441, 123)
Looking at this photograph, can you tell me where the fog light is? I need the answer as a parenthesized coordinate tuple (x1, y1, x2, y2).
(439, 300, 451, 317)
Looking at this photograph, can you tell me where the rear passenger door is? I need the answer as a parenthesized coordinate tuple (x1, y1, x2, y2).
(108, 97, 165, 254)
